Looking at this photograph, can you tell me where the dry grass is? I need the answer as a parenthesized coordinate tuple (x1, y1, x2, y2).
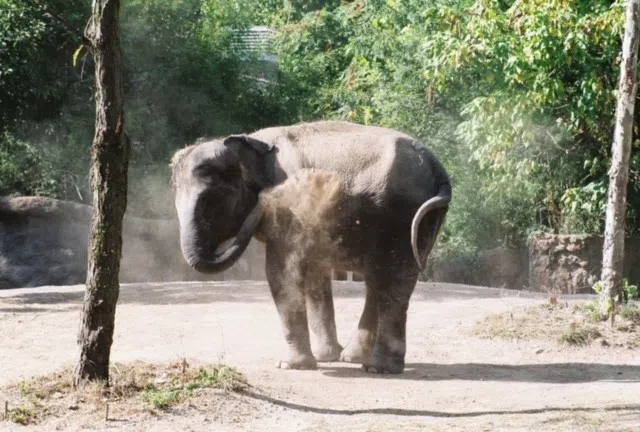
(472, 299, 640, 349)
(0, 359, 247, 426)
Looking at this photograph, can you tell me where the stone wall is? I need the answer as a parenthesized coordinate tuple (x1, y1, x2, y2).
(0, 196, 266, 289)
(528, 233, 640, 294)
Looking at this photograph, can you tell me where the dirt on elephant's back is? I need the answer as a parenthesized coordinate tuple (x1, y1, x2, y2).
(0, 281, 638, 432)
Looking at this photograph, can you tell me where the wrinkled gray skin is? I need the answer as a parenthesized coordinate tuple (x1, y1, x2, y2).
(170, 120, 451, 374)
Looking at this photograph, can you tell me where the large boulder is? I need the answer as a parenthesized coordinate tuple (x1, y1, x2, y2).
(0, 196, 266, 289)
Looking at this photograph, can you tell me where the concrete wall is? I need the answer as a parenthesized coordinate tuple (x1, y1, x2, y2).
(5, 197, 634, 294)
(426, 247, 529, 290)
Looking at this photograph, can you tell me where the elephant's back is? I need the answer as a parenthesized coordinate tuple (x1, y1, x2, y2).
(255, 121, 445, 206)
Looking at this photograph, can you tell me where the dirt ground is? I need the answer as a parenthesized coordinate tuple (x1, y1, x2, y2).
(0, 281, 639, 431)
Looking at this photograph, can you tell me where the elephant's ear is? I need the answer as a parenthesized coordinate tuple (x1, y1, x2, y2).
(223, 135, 275, 189)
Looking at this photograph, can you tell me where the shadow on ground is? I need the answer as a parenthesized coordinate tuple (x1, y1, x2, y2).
(0, 306, 76, 314)
(319, 362, 640, 383)
(0, 281, 557, 310)
(0, 282, 270, 308)
(241, 389, 640, 418)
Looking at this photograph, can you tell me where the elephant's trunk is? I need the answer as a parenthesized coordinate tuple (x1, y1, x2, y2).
(180, 203, 264, 274)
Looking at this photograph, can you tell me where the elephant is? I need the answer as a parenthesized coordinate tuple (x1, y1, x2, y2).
(170, 120, 451, 374)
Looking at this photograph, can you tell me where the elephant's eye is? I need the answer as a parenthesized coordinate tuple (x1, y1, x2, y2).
(193, 163, 219, 180)
(220, 165, 241, 183)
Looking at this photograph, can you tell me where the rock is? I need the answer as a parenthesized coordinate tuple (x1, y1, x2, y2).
(0, 196, 268, 289)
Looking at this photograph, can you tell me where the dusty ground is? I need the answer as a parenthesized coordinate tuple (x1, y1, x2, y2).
(0, 281, 639, 431)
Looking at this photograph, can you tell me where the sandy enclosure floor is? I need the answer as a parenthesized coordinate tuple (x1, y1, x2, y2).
(0, 281, 639, 431)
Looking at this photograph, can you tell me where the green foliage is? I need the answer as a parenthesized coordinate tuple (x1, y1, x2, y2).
(0, 0, 291, 216)
(588, 278, 638, 321)
(621, 278, 639, 301)
(1, 0, 637, 261)
(560, 180, 608, 234)
(593, 278, 638, 304)
(122, 0, 287, 160)
(0, 131, 63, 197)
(430, 0, 626, 237)
(269, 0, 635, 257)
(626, 281, 639, 300)
(0, 0, 89, 126)
(584, 297, 609, 322)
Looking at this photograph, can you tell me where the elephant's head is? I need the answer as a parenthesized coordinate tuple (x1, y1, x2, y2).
(170, 135, 275, 273)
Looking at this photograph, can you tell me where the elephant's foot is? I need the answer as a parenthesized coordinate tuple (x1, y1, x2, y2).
(362, 351, 405, 374)
(339, 331, 375, 363)
(362, 338, 406, 374)
(339, 344, 370, 363)
(313, 342, 343, 362)
(275, 353, 318, 370)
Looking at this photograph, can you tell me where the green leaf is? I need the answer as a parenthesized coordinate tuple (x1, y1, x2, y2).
(72, 44, 85, 67)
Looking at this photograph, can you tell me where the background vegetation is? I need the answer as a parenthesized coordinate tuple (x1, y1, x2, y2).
(1, 0, 637, 260)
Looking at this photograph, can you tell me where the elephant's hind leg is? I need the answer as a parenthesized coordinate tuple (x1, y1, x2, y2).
(265, 244, 317, 370)
(306, 271, 343, 362)
(362, 269, 418, 374)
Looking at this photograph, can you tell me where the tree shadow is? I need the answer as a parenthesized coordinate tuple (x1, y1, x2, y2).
(319, 362, 640, 383)
(240, 389, 640, 417)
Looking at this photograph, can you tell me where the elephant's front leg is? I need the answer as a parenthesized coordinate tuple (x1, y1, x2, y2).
(266, 245, 317, 370)
(306, 271, 343, 362)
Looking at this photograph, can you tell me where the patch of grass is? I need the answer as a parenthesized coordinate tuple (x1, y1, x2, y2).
(193, 366, 246, 391)
(560, 323, 602, 346)
(1, 359, 247, 425)
(143, 385, 181, 409)
(472, 300, 572, 341)
(142, 364, 245, 410)
(7, 406, 39, 425)
(473, 299, 639, 349)
(620, 304, 640, 325)
(17, 368, 74, 399)
(583, 301, 608, 323)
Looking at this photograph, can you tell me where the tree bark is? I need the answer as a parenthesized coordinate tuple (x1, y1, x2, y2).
(600, 0, 640, 316)
(74, 0, 129, 386)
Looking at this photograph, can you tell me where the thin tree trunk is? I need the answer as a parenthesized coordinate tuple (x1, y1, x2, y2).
(74, 0, 129, 386)
(600, 0, 640, 317)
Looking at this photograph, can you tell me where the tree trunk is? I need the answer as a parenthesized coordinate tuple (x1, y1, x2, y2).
(600, 0, 640, 317)
(74, 0, 129, 386)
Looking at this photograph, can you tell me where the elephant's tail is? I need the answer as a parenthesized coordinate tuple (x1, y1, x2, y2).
(410, 182, 451, 272)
